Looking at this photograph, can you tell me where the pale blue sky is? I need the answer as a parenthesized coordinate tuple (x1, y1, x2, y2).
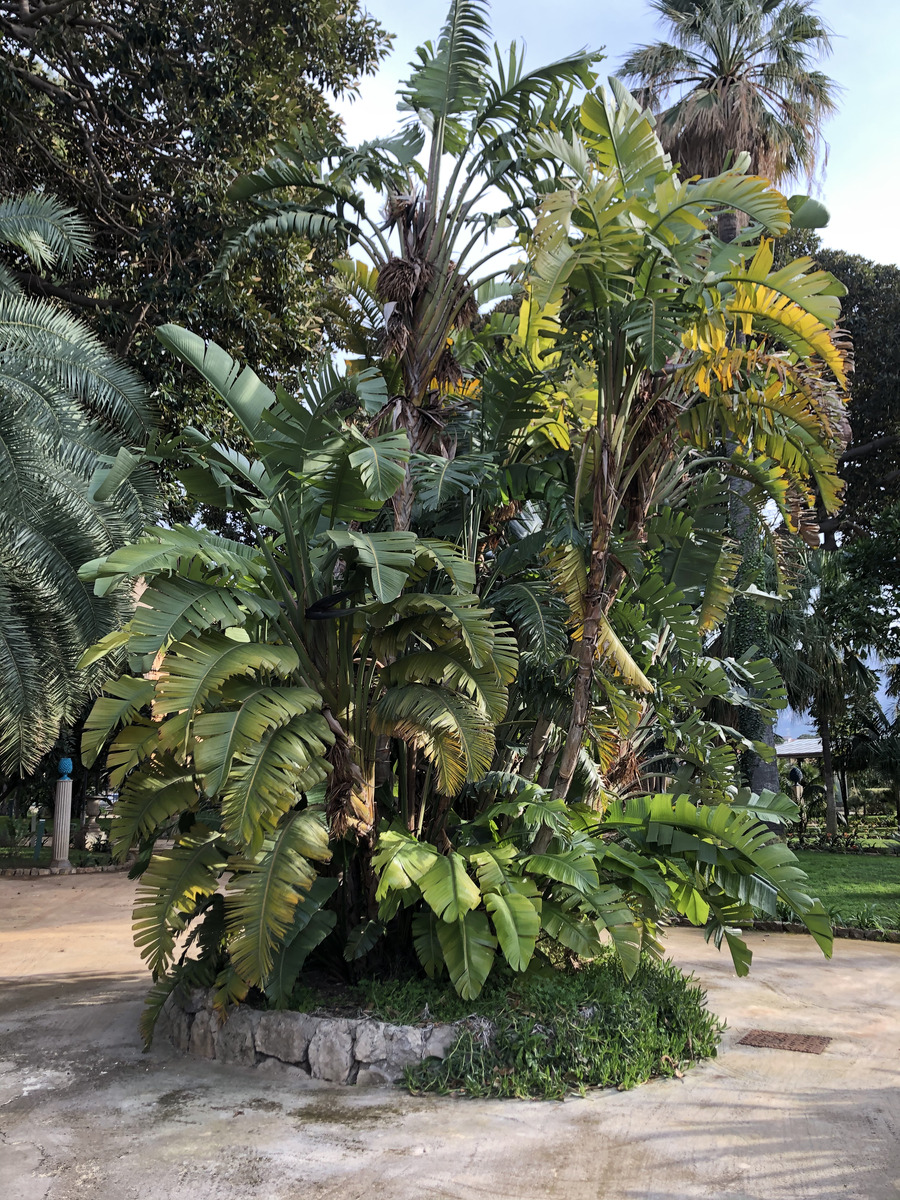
(335, 0, 899, 265)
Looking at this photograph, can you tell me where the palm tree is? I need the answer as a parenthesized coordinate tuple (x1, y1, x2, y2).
(620, 0, 837, 189)
(74, 79, 845, 1020)
(0, 192, 155, 776)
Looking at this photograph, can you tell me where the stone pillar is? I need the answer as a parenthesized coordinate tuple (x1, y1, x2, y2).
(49, 757, 74, 872)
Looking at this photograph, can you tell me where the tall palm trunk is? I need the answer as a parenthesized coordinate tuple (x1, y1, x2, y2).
(820, 714, 838, 835)
(521, 713, 553, 781)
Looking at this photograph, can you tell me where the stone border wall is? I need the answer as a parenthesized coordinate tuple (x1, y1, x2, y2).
(668, 916, 900, 942)
(163, 988, 460, 1086)
(0, 863, 125, 878)
(752, 919, 900, 942)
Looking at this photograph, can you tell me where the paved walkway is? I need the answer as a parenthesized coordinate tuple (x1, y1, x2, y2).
(0, 873, 898, 1200)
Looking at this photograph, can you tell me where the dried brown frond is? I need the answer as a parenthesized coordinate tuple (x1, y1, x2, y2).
(376, 256, 435, 303)
(479, 500, 523, 554)
(382, 191, 420, 230)
(324, 732, 374, 841)
(661, 80, 780, 180)
(444, 260, 478, 328)
(383, 309, 410, 357)
(454, 292, 479, 329)
(787, 491, 823, 549)
(606, 743, 641, 791)
(433, 346, 464, 388)
(623, 380, 678, 536)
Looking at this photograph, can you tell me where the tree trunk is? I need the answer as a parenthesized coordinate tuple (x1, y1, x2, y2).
(552, 604, 601, 800)
(794, 782, 805, 842)
(537, 746, 559, 790)
(820, 717, 838, 835)
(552, 432, 614, 801)
(520, 714, 552, 782)
(729, 474, 781, 794)
(840, 767, 850, 824)
(720, 207, 782, 794)
(892, 777, 900, 828)
(750, 721, 781, 796)
(717, 210, 742, 243)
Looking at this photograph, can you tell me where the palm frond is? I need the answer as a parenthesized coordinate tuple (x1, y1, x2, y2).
(400, 0, 492, 124)
(133, 826, 227, 974)
(226, 810, 331, 986)
(371, 683, 494, 794)
(0, 192, 92, 274)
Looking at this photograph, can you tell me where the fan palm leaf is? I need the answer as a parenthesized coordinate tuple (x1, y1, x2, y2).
(620, 0, 837, 185)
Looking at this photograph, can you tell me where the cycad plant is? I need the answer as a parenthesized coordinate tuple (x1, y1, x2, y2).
(0, 192, 155, 775)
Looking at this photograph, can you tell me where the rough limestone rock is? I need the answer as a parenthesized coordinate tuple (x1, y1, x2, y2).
(256, 1057, 310, 1081)
(181, 987, 209, 1015)
(354, 1022, 427, 1079)
(169, 1006, 193, 1053)
(307, 1020, 355, 1083)
(189, 1009, 217, 1059)
(356, 1063, 398, 1087)
(169, 991, 460, 1087)
(256, 1012, 319, 1065)
(383, 1024, 425, 1071)
(215, 1008, 260, 1066)
(423, 1023, 459, 1060)
(353, 1019, 388, 1064)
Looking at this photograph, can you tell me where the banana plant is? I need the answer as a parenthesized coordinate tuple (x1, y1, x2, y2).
(524, 79, 849, 800)
(80, 326, 517, 1028)
(216, 0, 597, 527)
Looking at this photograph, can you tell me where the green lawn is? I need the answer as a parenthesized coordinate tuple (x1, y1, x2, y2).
(0, 845, 111, 869)
(794, 851, 900, 920)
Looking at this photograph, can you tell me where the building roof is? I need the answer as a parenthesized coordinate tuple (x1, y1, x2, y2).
(775, 737, 823, 758)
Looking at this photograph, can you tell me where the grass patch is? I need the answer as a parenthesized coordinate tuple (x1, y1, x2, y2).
(795, 850, 900, 925)
(360, 952, 723, 1100)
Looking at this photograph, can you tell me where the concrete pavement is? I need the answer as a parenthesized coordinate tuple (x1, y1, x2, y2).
(1, 873, 898, 1200)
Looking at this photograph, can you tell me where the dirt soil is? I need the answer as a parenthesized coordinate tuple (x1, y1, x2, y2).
(1, 872, 898, 1200)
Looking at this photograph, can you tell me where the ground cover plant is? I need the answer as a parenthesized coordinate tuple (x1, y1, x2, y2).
(78, 1, 848, 1051)
(398, 953, 723, 1099)
(258, 949, 723, 1098)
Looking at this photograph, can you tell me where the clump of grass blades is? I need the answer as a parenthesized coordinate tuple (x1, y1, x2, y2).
(369, 952, 724, 1100)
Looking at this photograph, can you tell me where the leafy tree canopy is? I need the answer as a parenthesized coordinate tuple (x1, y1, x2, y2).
(0, 0, 390, 520)
(774, 230, 900, 537)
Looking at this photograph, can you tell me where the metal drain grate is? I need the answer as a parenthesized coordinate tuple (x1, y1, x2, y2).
(738, 1029, 832, 1054)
